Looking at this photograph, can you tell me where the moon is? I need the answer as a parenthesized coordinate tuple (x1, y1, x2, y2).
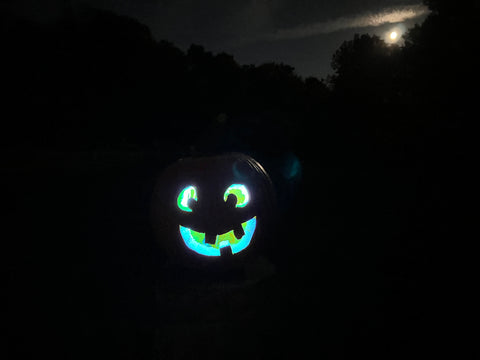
(390, 31, 398, 41)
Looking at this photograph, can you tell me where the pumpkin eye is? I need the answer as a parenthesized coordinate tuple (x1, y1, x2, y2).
(177, 186, 197, 212)
(224, 184, 249, 208)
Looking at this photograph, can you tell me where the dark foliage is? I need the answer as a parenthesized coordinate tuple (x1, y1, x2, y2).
(1, 7, 328, 157)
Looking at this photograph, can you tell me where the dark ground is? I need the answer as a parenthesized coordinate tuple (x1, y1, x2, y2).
(4, 146, 470, 359)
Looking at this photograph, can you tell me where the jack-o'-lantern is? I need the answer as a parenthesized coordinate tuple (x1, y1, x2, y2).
(151, 153, 274, 265)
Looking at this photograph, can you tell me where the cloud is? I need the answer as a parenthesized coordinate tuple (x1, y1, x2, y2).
(259, 4, 429, 41)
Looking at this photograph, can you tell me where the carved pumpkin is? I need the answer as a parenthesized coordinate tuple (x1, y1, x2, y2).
(151, 153, 274, 264)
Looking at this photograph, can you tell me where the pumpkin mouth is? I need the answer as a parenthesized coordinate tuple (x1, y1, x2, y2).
(179, 217, 257, 256)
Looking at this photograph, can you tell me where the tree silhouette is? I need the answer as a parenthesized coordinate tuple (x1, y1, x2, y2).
(2, 6, 335, 154)
(424, 0, 479, 14)
(330, 34, 401, 105)
(323, 0, 477, 165)
(402, 0, 479, 110)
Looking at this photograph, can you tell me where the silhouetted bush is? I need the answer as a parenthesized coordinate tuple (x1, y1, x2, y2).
(2, 1, 474, 165)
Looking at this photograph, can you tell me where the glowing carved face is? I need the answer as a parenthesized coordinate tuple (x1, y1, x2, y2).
(150, 153, 273, 261)
(177, 184, 257, 256)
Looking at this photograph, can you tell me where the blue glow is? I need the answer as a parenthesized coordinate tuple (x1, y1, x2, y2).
(179, 225, 220, 256)
(283, 153, 302, 180)
(179, 217, 257, 257)
(219, 240, 229, 248)
(230, 217, 256, 254)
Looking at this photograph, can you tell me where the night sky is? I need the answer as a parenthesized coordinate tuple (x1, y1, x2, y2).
(6, 0, 429, 78)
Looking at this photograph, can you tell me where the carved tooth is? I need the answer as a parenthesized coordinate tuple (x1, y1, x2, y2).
(233, 224, 245, 239)
(220, 246, 233, 256)
(205, 233, 216, 245)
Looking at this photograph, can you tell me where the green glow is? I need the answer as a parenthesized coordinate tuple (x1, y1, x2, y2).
(177, 186, 197, 212)
(179, 217, 257, 256)
(224, 184, 250, 208)
(189, 228, 205, 243)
